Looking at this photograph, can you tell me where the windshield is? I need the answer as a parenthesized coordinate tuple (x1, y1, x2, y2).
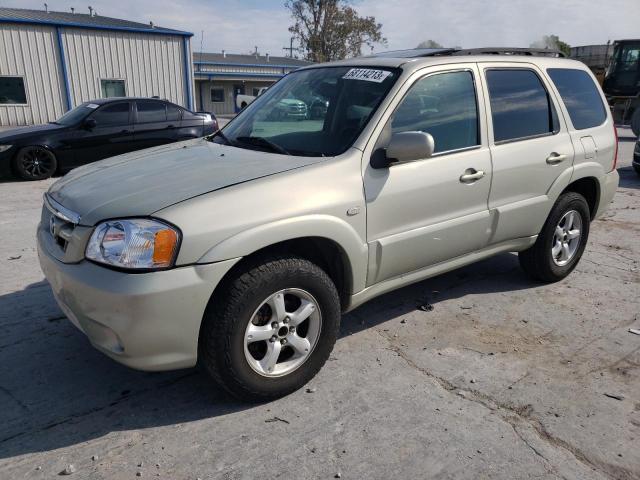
(214, 66, 399, 156)
(54, 103, 97, 125)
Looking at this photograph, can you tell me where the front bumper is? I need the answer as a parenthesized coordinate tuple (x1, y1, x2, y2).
(594, 169, 620, 219)
(0, 148, 14, 179)
(37, 226, 239, 371)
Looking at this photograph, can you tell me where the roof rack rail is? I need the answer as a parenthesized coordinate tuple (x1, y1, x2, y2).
(371, 47, 565, 59)
(423, 47, 566, 58)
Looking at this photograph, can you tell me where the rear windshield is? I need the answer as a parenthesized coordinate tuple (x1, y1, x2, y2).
(547, 68, 607, 130)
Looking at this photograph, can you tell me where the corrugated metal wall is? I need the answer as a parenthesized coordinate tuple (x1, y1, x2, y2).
(0, 23, 66, 126)
(61, 28, 188, 109)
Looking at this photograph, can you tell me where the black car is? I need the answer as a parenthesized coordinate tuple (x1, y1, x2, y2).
(634, 137, 640, 176)
(0, 97, 218, 181)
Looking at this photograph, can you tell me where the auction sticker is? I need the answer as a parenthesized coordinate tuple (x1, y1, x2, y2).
(342, 68, 392, 83)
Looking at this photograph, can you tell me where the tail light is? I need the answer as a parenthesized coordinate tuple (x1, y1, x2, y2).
(612, 124, 618, 171)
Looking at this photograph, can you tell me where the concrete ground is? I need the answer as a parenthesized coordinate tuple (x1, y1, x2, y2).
(0, 130, 638, 480)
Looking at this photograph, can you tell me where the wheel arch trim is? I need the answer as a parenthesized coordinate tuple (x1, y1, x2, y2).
(196, 214, 368, 293)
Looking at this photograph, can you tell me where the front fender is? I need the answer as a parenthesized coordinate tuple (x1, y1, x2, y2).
(197, 214, 369, 294)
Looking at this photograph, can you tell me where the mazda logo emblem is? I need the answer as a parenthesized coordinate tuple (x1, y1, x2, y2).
(49, 216, 56, 237)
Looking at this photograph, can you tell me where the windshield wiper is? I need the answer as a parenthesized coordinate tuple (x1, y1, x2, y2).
(206, 129, 233, 145)
(235, 136, 291, 155)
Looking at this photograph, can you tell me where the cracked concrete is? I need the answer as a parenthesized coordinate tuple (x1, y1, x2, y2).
(0, 129, 638, 479)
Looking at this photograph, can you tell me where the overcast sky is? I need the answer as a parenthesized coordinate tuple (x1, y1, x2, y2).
(3, 0, 639, 57)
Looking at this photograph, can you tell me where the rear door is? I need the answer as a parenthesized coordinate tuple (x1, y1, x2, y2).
(67, 101, 133, 166)
(478, 63, 575, 244)
(133, 100, 176, 150)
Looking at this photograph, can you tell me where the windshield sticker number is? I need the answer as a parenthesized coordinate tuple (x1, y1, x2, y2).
(342, 68, 391, 83)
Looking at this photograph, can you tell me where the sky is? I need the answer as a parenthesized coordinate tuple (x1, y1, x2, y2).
(2, 0, 639, 57)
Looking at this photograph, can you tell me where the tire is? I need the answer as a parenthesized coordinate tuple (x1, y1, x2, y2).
(199, 255, 341, 402)
(518, 192, 590, 283)
(631, 107, 640, 138)
(240, 102, 247, 109)
(13, 146, 57, 180)
(634, 164, 640, 177)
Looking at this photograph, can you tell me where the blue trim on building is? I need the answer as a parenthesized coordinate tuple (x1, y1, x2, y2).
(182, 38, 193, 110)
(55, 26, 72, 111)
(0, 17, 193, 36)
(194, 61, 303, 70)
(194, 72, 286, 79)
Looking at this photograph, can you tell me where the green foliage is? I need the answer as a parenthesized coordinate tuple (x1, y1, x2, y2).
(530, 35, 571, 57)
(286, 0, 386, 62)
(417, 40, 443, 49)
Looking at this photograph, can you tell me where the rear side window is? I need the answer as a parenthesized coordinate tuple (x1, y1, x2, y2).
(547, 68, 606, 129)
(486, 69, 559, 143)
(136, 101, 167, 123)
(392, 70, 479, 153)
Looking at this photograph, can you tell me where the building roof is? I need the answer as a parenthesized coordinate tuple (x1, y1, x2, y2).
(0, 7, 192, 36)
(194, 52, 311, 67)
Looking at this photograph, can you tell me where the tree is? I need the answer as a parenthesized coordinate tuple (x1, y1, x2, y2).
(286, 0, 386, 62)
(530, 35, 571, 57)
(417, 39, 443, 49)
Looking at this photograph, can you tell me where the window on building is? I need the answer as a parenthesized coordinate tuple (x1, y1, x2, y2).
(391, 70, 479, 153)
(136, 100, 167, 123)
(486, 69, 559, 143)
(211, 88, 225, 103)
(101, 79, 126, 98)
(547, 68, 606, 130)
(90, 102, 130, 126)
(0, 76, 27, 104)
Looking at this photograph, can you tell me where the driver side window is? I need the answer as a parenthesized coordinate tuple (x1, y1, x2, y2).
(392, 71, 479, 153)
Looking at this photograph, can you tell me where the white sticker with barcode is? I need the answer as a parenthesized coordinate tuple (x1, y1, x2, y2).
(342, 68, 391, 83)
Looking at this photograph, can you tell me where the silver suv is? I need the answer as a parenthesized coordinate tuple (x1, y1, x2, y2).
(38, 49, 619, 401)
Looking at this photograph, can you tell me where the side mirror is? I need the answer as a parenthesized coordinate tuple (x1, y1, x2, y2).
(82, 118, 97, 130)
(371, 131, 435, 169)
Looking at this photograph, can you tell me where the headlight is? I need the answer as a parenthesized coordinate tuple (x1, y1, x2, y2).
(0, 145, 13, 153)
(86, 219, 180, 270)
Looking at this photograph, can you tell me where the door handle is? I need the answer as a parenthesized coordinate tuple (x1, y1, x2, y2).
(546, 153, 568, 165)
(459, 169, 485, 183)
(120, 129, 130, 134)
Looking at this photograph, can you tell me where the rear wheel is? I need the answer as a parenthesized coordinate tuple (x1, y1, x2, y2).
(519, 192, 590, 282)
(199, 255, 341, 401)
(13, 146, 57, 180)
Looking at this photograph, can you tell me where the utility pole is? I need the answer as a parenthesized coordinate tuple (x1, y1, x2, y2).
(282, 37, 299, 58)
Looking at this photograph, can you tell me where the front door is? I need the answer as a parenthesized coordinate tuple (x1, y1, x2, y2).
(478, 63, 575, 244)
(68, 101, 133, 166)
(364, 65, 493, 285)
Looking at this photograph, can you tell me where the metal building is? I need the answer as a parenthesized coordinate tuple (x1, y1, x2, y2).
(194, 52, 310, 115)
(0, 7, 194, 126)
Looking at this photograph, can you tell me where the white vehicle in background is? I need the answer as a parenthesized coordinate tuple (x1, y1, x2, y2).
(236, 87, 269, 110)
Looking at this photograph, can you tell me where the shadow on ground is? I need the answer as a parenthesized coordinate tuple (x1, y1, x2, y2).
(0, 252, 538, 460)
(618, 165, 639, 189)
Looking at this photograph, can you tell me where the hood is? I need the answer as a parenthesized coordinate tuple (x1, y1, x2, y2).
(0, 123, 64, 142)
(48, 138, 325, 226)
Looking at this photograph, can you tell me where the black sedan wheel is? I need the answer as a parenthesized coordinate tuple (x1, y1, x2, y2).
(14, 146, 57, 180)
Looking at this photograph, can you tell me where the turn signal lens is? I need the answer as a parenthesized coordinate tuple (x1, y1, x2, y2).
(152, 229, 179, 266)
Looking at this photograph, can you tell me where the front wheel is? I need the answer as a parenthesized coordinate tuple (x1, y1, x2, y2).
(13, 146, 57, 180)
(199, 255, 341, 401)
(631, 107, 640, 137)
(519, 192, 590, 282)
